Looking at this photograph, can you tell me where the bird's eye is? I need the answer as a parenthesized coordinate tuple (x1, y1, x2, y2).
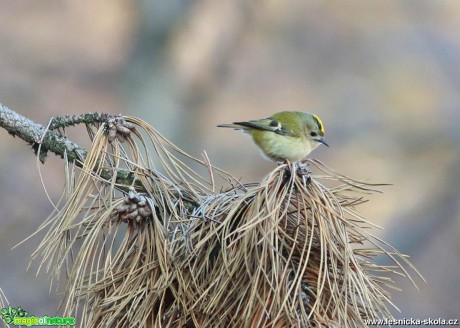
(310, 131, 317, 137)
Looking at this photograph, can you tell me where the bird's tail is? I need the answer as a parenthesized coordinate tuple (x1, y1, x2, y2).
(216, 123, 247, 130)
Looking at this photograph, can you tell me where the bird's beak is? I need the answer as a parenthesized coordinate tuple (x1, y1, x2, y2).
(315, 137, 329, 147)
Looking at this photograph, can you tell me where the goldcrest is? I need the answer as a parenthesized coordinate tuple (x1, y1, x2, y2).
(218, 111, 328, 162)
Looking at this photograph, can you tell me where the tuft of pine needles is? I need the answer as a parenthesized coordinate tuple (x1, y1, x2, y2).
(24, 116, 422, 327)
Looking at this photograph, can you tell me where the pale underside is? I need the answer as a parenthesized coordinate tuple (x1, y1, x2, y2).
(251, 130, 319, 162)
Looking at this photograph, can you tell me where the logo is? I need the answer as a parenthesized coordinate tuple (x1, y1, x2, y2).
(1, 306, 75, 326)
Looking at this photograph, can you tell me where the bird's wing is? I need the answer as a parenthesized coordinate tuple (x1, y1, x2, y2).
(232, 118, 293, 136)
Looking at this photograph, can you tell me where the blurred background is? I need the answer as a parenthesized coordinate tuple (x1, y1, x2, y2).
(0, 0, 459, 322)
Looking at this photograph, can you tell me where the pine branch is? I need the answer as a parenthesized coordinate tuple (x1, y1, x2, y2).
(0, 103, 142, 191)
(0, 103, 91, 163)
(1, 102, 423, 327)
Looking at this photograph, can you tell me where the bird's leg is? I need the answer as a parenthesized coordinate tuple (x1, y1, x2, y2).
(281, 161, 312, 185)
(280, 160, 294, 183)
(296, 161, 312, 185)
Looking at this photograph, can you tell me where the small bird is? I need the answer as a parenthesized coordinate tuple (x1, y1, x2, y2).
(218, 111, 328, 162)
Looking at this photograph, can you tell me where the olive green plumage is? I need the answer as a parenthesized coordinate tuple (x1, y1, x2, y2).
(218, 111, 328, 162)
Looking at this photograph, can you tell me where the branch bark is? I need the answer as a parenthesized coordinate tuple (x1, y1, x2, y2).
(0, 103, 90, 163)
(0, 103, 152, 192)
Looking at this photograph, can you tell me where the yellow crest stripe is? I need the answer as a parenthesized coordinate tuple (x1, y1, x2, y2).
(313, 114, 325, 133)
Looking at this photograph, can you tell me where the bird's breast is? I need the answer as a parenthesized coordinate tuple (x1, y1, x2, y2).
(251, 130, 314, 162)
